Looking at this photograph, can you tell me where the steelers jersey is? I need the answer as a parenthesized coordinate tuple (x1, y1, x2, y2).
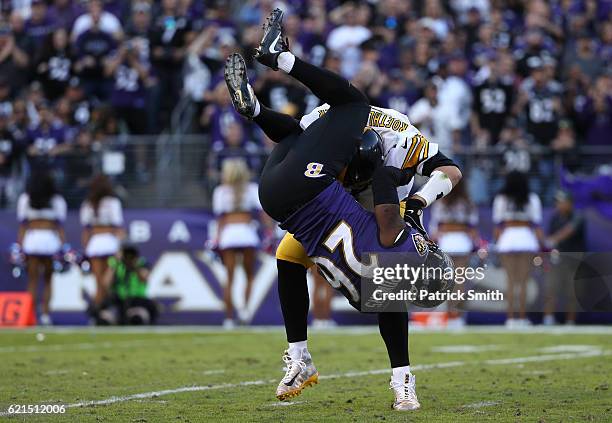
(300, 104, 439, 200)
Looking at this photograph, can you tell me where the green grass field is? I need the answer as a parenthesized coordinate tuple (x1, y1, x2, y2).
(1, 326, 611, 422)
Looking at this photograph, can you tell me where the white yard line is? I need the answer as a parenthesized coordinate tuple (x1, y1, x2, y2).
(1, 349, 608, 417)
(0, 338, 182, 354)
(267, 401, 306, 407)
(462, 401, 501, 409)
(0, 337, 216, 354)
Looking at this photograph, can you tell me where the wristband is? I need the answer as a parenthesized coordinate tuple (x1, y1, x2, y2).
(414, 170, 453, 207)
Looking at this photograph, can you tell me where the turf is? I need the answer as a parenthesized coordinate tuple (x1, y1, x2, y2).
(0, 327, 611, 422)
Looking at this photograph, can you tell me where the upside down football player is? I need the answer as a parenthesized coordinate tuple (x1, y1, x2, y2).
(225, 9, 461, 411)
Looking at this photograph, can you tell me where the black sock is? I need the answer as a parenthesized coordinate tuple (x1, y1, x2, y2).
(277, 259, 309, 342)
(378, 312, 410, 368)
(288, 57, 368, 106)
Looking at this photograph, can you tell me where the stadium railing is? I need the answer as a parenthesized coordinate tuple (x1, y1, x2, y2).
(7, 139, 612, 209)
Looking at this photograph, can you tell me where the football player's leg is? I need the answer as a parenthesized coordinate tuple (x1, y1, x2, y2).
(378, 312, 420, 411)
(225, 53, 301, 141)
(277, 259, 309, 344)
(255, 9, 367, 107)
(254, 105, 302, 143)
(274, 234, 318, 400)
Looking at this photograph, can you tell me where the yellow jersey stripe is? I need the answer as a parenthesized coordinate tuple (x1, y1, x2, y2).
(402, 139, 419, 169)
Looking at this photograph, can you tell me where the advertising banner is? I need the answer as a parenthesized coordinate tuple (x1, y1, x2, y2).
(0, 208, 610, 325)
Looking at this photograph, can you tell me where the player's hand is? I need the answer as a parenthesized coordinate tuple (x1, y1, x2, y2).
(400, 197, 428, 239)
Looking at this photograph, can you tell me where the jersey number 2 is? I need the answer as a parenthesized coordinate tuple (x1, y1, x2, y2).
(311, 221, 378, 302)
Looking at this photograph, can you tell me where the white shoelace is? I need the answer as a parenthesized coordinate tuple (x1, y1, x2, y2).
(281, 353, 306, 384)
(390, 374, 417, 401)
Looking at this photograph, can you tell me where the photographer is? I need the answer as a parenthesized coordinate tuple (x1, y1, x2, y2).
(94, 244, 158, 325)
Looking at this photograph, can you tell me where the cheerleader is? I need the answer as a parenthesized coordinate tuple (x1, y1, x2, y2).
(212, 159, 262, 328)
(17, 172, 66, 326)
(80, 175, 124, 307)
(429, 181, 479, 328)
(492, 171, 545, 328)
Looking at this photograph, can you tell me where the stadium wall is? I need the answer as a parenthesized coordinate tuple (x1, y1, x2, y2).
(1, 209, 611, 325)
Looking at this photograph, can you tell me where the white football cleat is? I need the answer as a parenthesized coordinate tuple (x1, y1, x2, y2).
(390, 373, 421, 411)
(275, 349, 318, 401)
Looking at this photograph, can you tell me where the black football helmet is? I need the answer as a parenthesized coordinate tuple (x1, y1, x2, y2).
(344, 128, 384, 193)
(409, 241, 456, 308)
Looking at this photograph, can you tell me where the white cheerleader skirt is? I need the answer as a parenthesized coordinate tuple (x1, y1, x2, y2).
(496, 226, 539, 253)
(438, 231, 473, 255)
(22, 229, 62, 256)
(86, 233, 120, 258)
(218, 222, 260, 250)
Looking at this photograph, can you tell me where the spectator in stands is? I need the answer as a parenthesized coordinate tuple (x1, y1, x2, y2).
(9, 99, 28, 145)
(25, 0, 54, 45)
(105, 37, 151, 135)
(73, 6, 117, 101)
(64, 77, 92, 127)
(471, 56, 514, 145)
(563, 31, 604, 82)
(0, 20, 29, 92)
(26, 101, 71, 170)
(212, 158, 262, 328)
(71, 0, 123, 41)
(48, 0, 84, 31)
(327, 2, 372, 78)
(35, 28, 73, 101)
(516, 58, 562, 147)
(184, 24, 217, 103)
(429, 180, 479, 328)
(96, 243, 158, 325)
(575, 75, 612, 148)
(0, 109, 17, 207)
(0, 78, 12, 116)
(64, 129, 95, 207)
(544, 190, 586, 326)
(376, 69, 417, 116)
(493, 171, 545, 328)
(125, 1, 152, 40)
(149, 0, 194, 129)
(408, 79, 438, 142)
(201, 82, 245, 150)
(209, 120, 262, 184)
(436, 55, 472, 155)
(17, 171, 67, 326)
(80, 174, 124, 308)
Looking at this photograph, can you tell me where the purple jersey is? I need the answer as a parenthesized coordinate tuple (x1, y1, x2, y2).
(209, 106, 244, 145)
(26, 122, 68, 168)
(281, 181, 426, 308)
(111, 63, 148, 108)
(27, 123, 66, 153)
(25, 16, 55, 45)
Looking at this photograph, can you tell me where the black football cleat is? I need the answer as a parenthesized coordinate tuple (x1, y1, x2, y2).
(401, 198, 429, 239)
(224, 53, 257, 118)
(254, 8, 289, 70)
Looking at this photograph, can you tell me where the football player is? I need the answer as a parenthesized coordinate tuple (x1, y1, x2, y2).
(225, 9, 461, 411)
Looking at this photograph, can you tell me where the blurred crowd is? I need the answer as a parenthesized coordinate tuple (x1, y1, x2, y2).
(0, 0, 610, 208)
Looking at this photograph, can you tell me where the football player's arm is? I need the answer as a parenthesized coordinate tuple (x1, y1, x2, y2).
(410, 152, 462, 208)
(372, 166, 414, 247)
(253, 105, 302, 143)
